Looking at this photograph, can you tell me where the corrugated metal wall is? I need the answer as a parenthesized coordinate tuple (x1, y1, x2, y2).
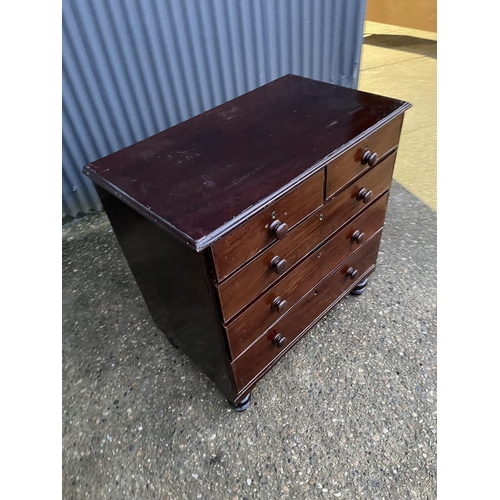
(62, 0, 367, 220)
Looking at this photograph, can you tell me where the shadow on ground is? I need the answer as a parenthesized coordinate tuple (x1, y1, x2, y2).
(363, 34, 437, 59)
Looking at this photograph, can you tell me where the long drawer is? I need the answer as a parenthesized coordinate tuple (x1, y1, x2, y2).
(217, 153, 396, 321)
(225, 192, 389, 359)
(231, 232, 383, 391)
(211, 171, 324, 282)
(325, 114, 403, 198)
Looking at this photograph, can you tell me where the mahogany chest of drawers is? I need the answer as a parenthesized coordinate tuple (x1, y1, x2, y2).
(83, 74, 411, 411)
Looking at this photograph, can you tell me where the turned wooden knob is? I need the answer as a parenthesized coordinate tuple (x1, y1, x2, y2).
(272, 333, 287, 348)
(272, 296, 289, 314)
(269, 256, 288, 275)
(269, 220, 289, 240)
(356, 188, 372, 204)
(346, 267, 358, 280)
(361, 150, 378, 167)
(351, 230, 365, 244)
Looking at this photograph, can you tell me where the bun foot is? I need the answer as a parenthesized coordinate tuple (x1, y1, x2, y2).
(229, 393, 252, 412)
(350, 278, 369, 296)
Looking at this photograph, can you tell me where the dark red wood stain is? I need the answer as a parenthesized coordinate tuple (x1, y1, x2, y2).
(83, 74, 409, 250)
(85, 75, 411, 408)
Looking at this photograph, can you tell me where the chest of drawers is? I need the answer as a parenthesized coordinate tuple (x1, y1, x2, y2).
(83, 74, 411, 411)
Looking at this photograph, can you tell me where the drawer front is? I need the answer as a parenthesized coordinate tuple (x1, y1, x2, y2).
(325, 114, 403, 198)
(225, 193, 389, 359)
(231, 232, 383, 391)
(217, 153, 396, 321)
(211, 171, 324, 282)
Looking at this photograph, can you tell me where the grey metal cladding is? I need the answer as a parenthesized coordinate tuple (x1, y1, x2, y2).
(62, 0, 367, 220)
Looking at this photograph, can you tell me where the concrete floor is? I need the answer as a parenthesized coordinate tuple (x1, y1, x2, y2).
(359, 21, 437, 211)
(62, 21, 437, 500)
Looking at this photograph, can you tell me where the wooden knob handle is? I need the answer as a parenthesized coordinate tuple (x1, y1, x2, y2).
(269, 220, 289, 240)
(356, 188, 373, 204)
(361, 150, 378, 167)
(351, 230, 365, 244)
(269, 256, 288, 275)
(272, 297, 289, 314)
(346, 267, 358, 280)
(272, 333, 287, 348)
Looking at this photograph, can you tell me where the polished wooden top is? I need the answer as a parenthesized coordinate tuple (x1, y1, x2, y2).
(83, 74, 410, 250)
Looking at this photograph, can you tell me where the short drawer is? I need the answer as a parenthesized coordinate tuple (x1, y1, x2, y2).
(231, 232, 383, 391)
(225, 194, 389, 359)
(211, 171, 324, 282)
(325, 114, 403, 198)
(217, 153, 396, 321)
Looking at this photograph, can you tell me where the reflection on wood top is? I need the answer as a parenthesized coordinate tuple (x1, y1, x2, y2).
(83, 74, 410, 250)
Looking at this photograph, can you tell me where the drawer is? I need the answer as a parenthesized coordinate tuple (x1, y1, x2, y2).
(231, 232, 383, 391)
(211, 171, 324, 282)
(225, 193, 389, 359)
(325, 114, 403, 198)
(217, 153, 396, 321)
